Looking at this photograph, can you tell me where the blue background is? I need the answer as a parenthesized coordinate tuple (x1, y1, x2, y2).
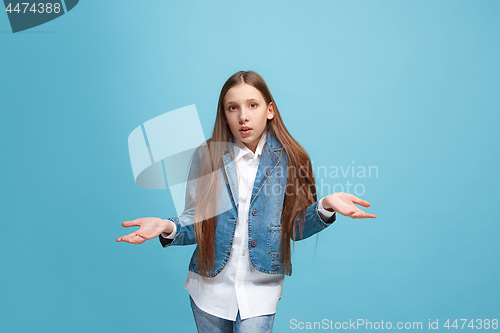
(1, 0, 498, 332)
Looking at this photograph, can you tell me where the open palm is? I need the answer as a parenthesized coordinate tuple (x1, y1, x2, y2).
(116, 217, 171, 244)
(322, 192, 376, 219)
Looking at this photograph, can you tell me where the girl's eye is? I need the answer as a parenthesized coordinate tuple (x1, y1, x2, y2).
(250, 103, 257, 108)
(228, 106, 237, 111)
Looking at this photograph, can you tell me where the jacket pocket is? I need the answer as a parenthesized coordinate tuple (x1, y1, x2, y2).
(267, 226, 282, 258)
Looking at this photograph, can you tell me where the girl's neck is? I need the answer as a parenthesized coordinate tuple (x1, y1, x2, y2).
(244, 141, 258, 154)
(244, 130, 266, 154)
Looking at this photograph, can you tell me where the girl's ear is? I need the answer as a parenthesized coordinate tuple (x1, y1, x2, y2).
(267, 102, 275, 120)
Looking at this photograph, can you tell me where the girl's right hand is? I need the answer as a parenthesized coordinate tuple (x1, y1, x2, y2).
(322, 192, 376, 219)
(116, 217, 174, 244)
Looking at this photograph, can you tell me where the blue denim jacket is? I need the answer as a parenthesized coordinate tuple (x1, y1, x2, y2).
(158, 129, 336, 276)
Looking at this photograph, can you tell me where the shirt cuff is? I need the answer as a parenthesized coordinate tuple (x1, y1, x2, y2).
(318, 197, 335, 221)
(159, 220, 176, 240)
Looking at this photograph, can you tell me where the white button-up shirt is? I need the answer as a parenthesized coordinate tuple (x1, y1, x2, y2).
(161, 131, 334, 320)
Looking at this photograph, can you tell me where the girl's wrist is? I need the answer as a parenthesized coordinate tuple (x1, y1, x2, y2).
(162, 219, 175, 236)
(321, 198, 334, 212)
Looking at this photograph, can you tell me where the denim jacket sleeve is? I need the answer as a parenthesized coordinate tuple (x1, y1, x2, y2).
(158, 144, 206, 248)
(292, 200, 336, 241)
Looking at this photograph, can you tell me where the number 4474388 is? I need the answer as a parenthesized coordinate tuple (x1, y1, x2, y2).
(5, 3, 61, 14)
(444, 319, 498, 330)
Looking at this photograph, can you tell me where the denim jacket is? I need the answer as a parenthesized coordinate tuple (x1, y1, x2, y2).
(158, 129, 336, 277)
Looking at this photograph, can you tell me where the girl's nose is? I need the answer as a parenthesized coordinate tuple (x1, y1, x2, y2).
(239, 108, 249, 123)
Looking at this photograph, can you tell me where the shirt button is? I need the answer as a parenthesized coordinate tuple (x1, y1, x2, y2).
(252, 209, 258, 216)
(251, 240, 257, 247)
(237, 283, 241, 288)
(241, 250, 245, 256)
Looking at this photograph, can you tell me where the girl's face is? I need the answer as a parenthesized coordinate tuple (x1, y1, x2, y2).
(223, 83, 275, 153)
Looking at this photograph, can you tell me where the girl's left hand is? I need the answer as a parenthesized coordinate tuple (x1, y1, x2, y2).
(321, 192, 376, 219)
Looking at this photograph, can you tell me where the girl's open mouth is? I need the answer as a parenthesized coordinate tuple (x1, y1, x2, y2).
(240, 128, 252, 135)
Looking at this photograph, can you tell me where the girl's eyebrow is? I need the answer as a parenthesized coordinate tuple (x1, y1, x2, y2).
(226, 98, 259, 105)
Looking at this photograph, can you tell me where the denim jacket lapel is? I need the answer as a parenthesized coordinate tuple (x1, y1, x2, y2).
(250, 130, 283, 205)
(222, 137, 239, 211)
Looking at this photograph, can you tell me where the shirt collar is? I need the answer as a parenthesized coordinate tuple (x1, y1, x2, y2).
(233, 131, 267, 162)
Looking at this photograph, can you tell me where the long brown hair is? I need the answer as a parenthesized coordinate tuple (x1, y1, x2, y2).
(189, 70, 317, 278)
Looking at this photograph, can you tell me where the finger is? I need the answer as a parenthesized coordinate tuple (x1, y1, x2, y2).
(122, 219, 141, 227)
(129, 235, 146, 244)
(135, 232, 148, 240)
(122, 233, 146, 245)
(118, 232, 141, 243)
(345, 209, 357, 218)
(335, 207, 356, 217)
(351, 208, 376, 219)
(350, 195, 371, 207)
(354, 213, 376, 219)
(136, 226, 164, 240)
(136, 231, 153, 240)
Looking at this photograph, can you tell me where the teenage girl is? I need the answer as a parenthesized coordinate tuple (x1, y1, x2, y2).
(116, 71, 376, 333)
